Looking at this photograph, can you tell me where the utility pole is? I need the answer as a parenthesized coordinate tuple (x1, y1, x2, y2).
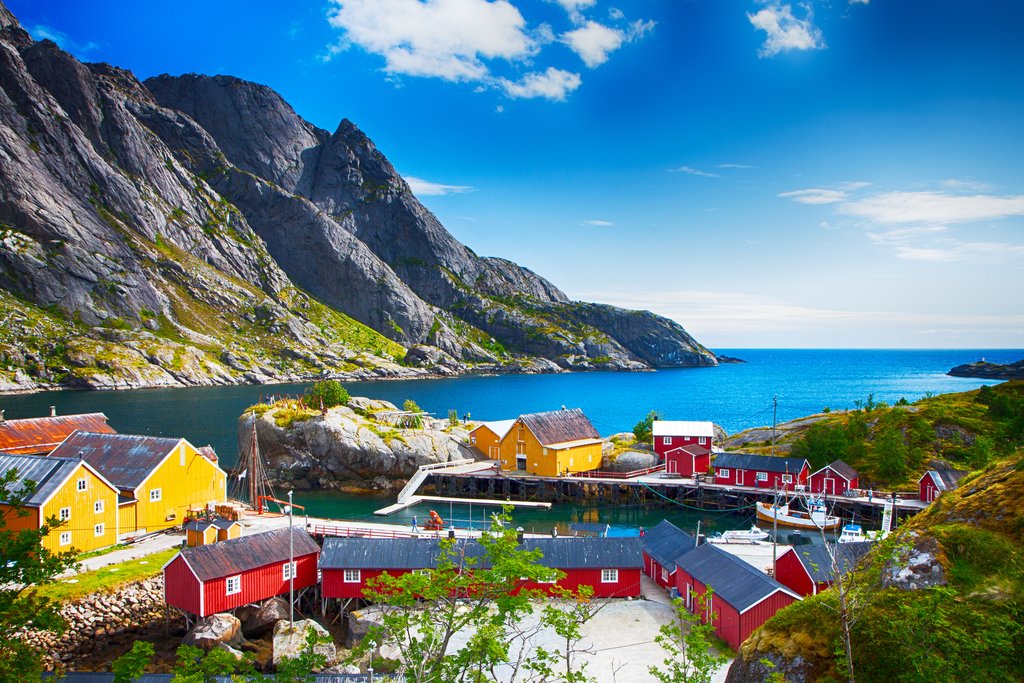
(288, 489, 294, 628)
(771, 395, 778, 457)
(772, 488, 779, 576)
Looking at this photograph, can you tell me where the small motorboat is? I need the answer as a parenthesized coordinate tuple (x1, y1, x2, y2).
(837, 523, 867, 543)
(714, 525, 771, 543)
(756, 497, 841, 530)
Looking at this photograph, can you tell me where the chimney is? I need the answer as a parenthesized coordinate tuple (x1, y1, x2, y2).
(516, 527, 525, 544)
(50, 406, 56, 417)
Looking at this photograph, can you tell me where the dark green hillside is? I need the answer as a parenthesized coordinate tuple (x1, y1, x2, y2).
(728, 455, 1024, 682)
(723, 380, 1024, 489)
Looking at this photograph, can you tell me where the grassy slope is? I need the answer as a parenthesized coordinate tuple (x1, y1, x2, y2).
(30, 547, 179, 603)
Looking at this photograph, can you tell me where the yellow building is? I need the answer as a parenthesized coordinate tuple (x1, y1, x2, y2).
(468, 420, 516, 460)
(0, 453, 120, 553)
(497, 408, 604, 477)
(50, 432, 227, 537)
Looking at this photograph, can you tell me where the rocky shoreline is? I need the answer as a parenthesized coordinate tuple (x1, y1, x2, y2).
(947, 359, 1024, 380)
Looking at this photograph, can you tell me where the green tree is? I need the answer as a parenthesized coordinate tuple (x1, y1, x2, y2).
(633, 410, 660, 443)
(403, 399, 424, 428)
(305, 379, 350, 409)
(648, 594, 728, 683)
(0, 468, 78, 682)
(112, 641, 155, 683)
(790, 422, 851, 471)
(874, 425, 907, 482)
(171, 644, 257, 683)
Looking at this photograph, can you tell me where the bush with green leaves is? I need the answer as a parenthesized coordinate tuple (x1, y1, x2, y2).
(633, 410, 660, 443)
(305, 379, 350, 409)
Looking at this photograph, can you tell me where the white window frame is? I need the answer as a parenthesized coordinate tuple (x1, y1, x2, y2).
(225, 575, 241, 595)
(716, 469, 729, 478)
(149, 488, 162, 502)
(94, 500, 105, 514)
(698, 437, 708, 445)
(59, 531, 72, 546)
(601, 569, 619, 583)
(282, 561, 297, 581)
(662, 437, 671, 445)
(59, 507, 71, 521)
(77, 478, 87, 492)
(343, 569, 361, 583)
(756, 472, 769, 482)
(782, 474, 793, 484)
(94, 523, 105, 537)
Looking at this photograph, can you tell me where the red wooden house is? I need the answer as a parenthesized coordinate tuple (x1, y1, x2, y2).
(712, 453, 809, 490)
(774, 542, 872, 597)
(163, 527, 319, 618)
(808, 460, 860, 496)
(641, 519, 697, 588)
(320, 536, 642, 600)
(919, 469, 968, 502)
(674, 543, 800, 650)
(653, 421, 715, 474)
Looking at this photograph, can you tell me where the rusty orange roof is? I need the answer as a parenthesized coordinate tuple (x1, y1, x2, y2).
(0, 413, 116, 455)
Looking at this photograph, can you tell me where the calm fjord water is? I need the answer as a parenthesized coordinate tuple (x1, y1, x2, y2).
(1, 349, 1017, 532)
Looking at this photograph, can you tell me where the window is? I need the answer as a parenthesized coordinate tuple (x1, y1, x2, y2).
(782, 474, 793, 484)
(94, 500, 104, 514)
(343, 569, 361, 583)
(94, 523, 105, 537)
(59, 507, 71, 521)
(716, 469, 729, 478)
(601, 569, 619, 583)
(662, 437, 671, 445)
(282, 561, 296, 580)
(59, 531, 71, 546)
(225, 575, 241, 595)
(77, 478, 87, 492)
(149, 488, 162, 502)
(698, 437, 708, 445)
(470, 435, 477, 444)
(516, 442, 526, 455)
(756, 472, 768, 482)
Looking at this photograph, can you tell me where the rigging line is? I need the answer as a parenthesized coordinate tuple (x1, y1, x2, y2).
(638, 481, 756, 512)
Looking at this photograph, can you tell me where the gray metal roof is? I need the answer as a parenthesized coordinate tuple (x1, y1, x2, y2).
(50, 431, 183, 491)
(815, 460, 858, 481)
(520, 408, 600, 445)
(713, 453, 808, 474)
(320, 536, 642, 570)
(642, 520, 697, 569)
(0, 453, 84, 507)
(178, 527, 320, 581)
(676, 543, 798, 613)
(924, 469, 968, 491)
(790, 542, 873, 583)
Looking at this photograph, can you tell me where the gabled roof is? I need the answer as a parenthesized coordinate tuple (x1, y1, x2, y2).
(49, 431, 184, 491)
(320, 536, 641, 571)
(519, 409, 599, 446)
(813, 460, 858, 482)
(713, 453, 808, 474)
(787, 542, 873, 583)
(470, 420, 516, 440)
(921, 469, 968, 491)
(653, 421, 715, 438)
(0, 453, 88, 507)
(212, 518, 238, 530)
(676, 543, 800, 613)
(183, 520, 215, 532)
(174, 528, 319, 582)
(668, 443, 711, 458)
(642, 520, 697, 569)
(196, 446, 218, 462)
(0, 413, 116, 455)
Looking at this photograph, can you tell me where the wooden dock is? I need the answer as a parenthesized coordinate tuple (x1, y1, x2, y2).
(375, 494, 551, 516)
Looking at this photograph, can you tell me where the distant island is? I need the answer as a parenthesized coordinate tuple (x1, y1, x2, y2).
(947, 359, 1024, 380)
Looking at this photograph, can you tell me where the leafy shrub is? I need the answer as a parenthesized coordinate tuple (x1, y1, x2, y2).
(306, 379, 350, 409)
(633, 410, 660, 443)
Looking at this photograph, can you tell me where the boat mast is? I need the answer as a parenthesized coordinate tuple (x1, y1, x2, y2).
(771, 394, 778, 457)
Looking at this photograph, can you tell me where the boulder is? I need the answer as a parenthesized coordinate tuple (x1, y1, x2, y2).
(183, 613, 243, 651)
(346, 606, 388, 648)
(272, 618, 336, 668)
(607, 450, 658, 472)
(215, 642, 244, 661)
(241, 597, 290, 637)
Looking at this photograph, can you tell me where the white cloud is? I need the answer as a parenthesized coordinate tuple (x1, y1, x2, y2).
(581, 219, 614, 226)
(940, 178, 993, 193)
(553, 0, 597, 11)
(404, 176, 475, 196)
(718, 163, 754, 169)
(498, 67, 581, 101)
(326, 0, 535, 82)
(747, 3, 825, 58)
(562, 21, 624, 68)
(838, 191, 1024, 224)
(608, 8, 625, 20)
(779, 188, 847, 204)
(670, 166, 720, 178)
(838, 181, 871, 191)
(849, 0, 870, 4)
(28, 24, 100, 55)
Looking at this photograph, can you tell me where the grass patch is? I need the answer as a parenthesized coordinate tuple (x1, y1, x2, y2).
(32, 547, 179, 603)
(75, 544, 129, 562)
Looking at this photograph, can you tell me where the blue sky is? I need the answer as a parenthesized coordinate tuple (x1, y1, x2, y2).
(9, 0, 1024, 348)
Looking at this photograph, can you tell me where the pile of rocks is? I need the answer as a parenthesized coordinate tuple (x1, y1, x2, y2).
(14, 576, 181, 670)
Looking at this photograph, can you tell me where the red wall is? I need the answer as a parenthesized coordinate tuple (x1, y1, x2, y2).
(774, 550, 816, 597)
(164, 555, 201, 616)
(322, 568, 413, 599)
(642, 552, 673, 588)
(919, 476, 939, 502)
(809, 469, 859, 495)
(714, 464, 808, 490)
(665, 450, 710, 477)
(655, 435, 710, 459)
(197, 552, 318, 617)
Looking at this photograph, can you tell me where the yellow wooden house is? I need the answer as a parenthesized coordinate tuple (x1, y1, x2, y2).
(0, 453, 120, 553)
(50, 432, 227, 538)
(496, 408, 604, 477)
(468, 420, 516, 460)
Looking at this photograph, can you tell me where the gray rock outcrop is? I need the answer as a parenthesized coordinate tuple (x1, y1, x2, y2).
(272, 618, 336, 668)
(183, 613, 243, 651)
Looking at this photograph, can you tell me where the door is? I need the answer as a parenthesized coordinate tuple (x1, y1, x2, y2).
(685, 584, 693, 610)
(488, 446, 500, 460)
(736, 469, 744, 486)
(667, 458, 677, 475)
(825, 477, 835, 496)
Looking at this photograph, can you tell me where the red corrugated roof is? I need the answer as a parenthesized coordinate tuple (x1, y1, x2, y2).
(0, 413, 116, 455)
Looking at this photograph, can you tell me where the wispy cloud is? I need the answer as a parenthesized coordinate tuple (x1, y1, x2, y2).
(718, 163, 754, 169)
(498, 67, 581, 101)
(28, 24, 100, 56)
(838, 191, 1024, 225)
(562, 19, 654, 68)
(670, 166, 720, 178)
(747, 3, 825, 58)
(581, 219, 614, 227)
(404, 176, 475, 196)
(940, 178, 993, 193)
(778, 188, 848, 204)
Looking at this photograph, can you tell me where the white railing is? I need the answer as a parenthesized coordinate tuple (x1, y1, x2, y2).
(395, 459, 475, 504)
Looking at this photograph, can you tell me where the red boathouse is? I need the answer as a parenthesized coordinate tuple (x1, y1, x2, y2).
(773, 542, 873, 597)
(918, 469, 968, 502)
(808, 460, 860, 496)
(674, 543, 800, 650)
(652, 421, 715, 473)
(641, 519, 697, 587)
(712, 453, 809, 490)
(163, 527, 320, 618)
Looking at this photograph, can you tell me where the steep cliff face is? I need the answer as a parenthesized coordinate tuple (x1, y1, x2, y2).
(0, 1, 717, 391)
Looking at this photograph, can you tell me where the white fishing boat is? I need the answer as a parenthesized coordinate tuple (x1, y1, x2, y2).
(756, 496, 841, 530)
(837, 523, 866, 543)
(838, 501, 895, 543)
(712, 525, 771, 543)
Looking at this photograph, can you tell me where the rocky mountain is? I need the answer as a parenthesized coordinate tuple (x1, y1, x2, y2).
(0, 1, 716, 392)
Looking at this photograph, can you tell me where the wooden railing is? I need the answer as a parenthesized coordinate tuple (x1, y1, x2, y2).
(572, 463, 666, 479)
(309, 524, 447, 540)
